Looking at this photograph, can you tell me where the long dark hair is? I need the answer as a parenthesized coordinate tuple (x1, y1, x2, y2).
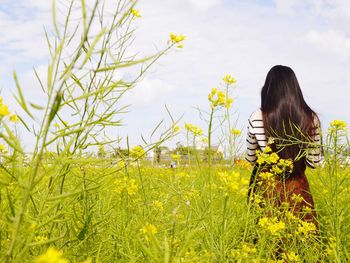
(261, 65, 318, 175)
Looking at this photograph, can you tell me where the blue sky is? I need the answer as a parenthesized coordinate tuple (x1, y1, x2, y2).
(1, 0, 350, 152)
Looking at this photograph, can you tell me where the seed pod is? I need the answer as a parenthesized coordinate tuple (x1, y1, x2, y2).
(48, 91, 63, 123)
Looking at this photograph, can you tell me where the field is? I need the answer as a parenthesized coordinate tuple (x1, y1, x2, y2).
(1, 152, 350, 262)
(1, 0, 350, 262)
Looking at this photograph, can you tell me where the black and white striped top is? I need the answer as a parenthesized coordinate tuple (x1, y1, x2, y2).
(246, 109, 322, 168)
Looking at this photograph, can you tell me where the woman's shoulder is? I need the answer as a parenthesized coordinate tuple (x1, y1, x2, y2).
(249, 109, 263, 121)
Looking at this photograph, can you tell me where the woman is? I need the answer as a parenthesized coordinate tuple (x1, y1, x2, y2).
(245, 65, 322, 223)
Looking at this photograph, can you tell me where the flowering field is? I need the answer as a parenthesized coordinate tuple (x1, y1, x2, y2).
(1, 146, 350, 262)
(1, 0, 350, 262)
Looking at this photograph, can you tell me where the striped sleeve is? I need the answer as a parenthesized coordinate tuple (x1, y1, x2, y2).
(306, 116, 323, 168)
(245, 117, 258, 164)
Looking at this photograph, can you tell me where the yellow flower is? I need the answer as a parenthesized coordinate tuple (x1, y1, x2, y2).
(259, 217, 285, 236)
(329, 119, 347, 133)
(10, 114, 19, 122)
(170, 33, 186, 44)
(258, 172, 274, 181)
(34, 236, 48, 243)
(222, 74, 237, 85)
(291, 193, 304, 203)
(263, 146, 272, 153)
(296, 221, 317, 236)
(208, 87, 232, 109)
(140, 223, 158, 235)
(152, 200, 164, 211)
(29, 223, 37, 231)
(35, 247, 69, 263)
(268, 153, 279, 163)
(184, 123, 203, 136)
(131, 8, 141, 18)
(171, 154, 180, 161)
(130, 145, 145, 159)
(225, 97, 233, 109)
(114, 177, 138, 196)
(231, 128, 241, 136)
(0, 103, 10, 117)
(173, 125, 180, 133)
(126, 179, 138, 195)
(282, 251, 301, 262)
(0, 144, 6, 152)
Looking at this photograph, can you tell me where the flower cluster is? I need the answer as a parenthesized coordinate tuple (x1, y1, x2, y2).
(130, 145, 145, 159)
(0, 97, 18, 122)
(169, 33, 186, 48)
(208, 87, 233, 109)
(328, 119, 347, 134)
(258, 171, 274, 182)
(35, 247, 69, 263)
(256, 146, 293, 175)
(258, 216, 286, 236)
(281, 251, 301, 263)
(230, 243, 257, 260)
(296, 221, 317, 237)
(131, 8, 141, 18)
(231, 128, 241, 136)
(222, 74, 237, 85)
(152, 200, 164, 211)
(140, 223, 158, 235)
(216, 171, 248, 196)
(114, 177, 138, 196)
(184, 123, 203, 136)
(171, 153, 180, 161)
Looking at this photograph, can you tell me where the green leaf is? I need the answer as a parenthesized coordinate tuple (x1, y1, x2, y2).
(13, 71, 34, 119)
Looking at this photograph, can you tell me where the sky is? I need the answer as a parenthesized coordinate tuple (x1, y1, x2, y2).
(0, 0, 350, 152)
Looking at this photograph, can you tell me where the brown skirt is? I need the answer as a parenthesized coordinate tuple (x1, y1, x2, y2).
(248, 166, 317, 224)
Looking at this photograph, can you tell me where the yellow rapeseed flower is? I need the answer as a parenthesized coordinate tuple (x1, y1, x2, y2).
(131, 8, 141, 18)
(258, 217, 285, 236)
(222, 74, 237, 85)
(0, 103, 10, 117)
(0, 144, 6, 152)
(231, 128, 241, 136)
(171, 154, 180, 161)
(173, 125, 180, 133)
(282, 251, 301, 262)
(10, 114, 19, 122)
(170, 33, 186, 44)
(35, 247, 69, 263)
(130, 145, 145, 159)
(264, 145, 272, 153)
(140, 223, 158, 235)
(258, 172, 274, 181)
(291, 193, 304, 203)
(114, 177, 138, 196)
(329, 119, 347, 133)
(208, 87, 232, 109)
(184, 123, 203, 136)
(296, 221, 317, 237)
(34, 236, 48, 243)
(152, 200, 164, 211)
(268, 152, 279, 163)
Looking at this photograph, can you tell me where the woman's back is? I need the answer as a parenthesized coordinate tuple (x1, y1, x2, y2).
(245, 65, 323, 224)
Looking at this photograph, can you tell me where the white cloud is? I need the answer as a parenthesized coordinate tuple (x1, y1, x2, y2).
(188, 0, 222, 10)
(123, 78, 174, 108)
(305, 30, 350, 60)
(275, 0, 300, 15)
